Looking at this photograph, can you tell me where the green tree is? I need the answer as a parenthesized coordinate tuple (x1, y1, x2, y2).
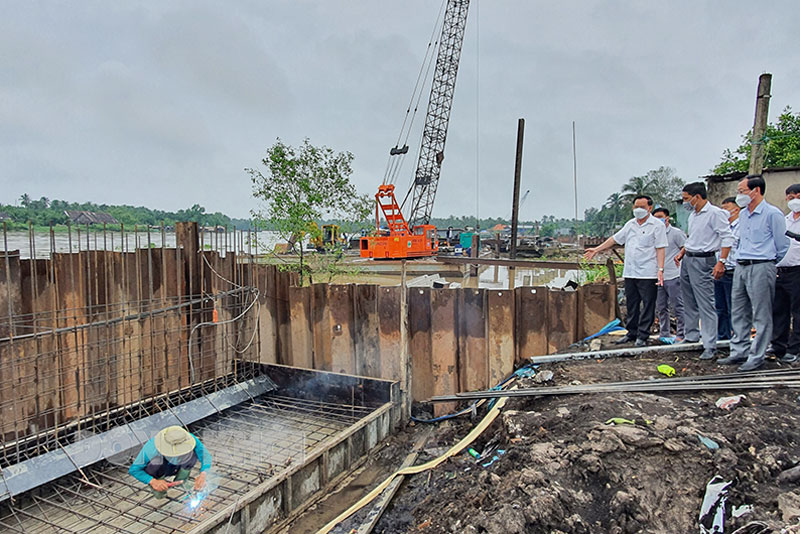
(247, 138, 369, 285)
(712, 106, 800, 174)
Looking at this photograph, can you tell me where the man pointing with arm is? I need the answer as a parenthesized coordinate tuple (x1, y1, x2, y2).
(585, 195, 667, 346)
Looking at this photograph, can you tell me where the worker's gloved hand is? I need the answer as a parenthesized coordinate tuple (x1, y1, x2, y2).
(149, 478, 170, 492)
(194, 472, 206, 491)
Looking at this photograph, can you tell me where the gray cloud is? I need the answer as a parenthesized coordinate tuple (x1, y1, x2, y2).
(1, 0, 798, 220)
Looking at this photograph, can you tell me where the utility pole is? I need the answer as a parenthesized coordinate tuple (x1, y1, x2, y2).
(748, 73, 772, 175)
(572, 121, 578, 222)
(509, 118, 524, 289)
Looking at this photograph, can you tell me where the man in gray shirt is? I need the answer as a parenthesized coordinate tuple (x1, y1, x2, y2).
(652, 207, 686, 341)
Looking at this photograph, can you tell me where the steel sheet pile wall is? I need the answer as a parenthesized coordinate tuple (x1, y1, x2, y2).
(0, 223, 295, 460)
(269, 282, 616, 414)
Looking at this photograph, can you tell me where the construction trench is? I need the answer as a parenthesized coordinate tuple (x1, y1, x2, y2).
(0, 221, 658, 533)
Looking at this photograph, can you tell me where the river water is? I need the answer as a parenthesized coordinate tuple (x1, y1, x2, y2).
(1, 229, 283, 259)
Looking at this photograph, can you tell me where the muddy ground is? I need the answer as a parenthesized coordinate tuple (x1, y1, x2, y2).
(309, 347, 800, 534)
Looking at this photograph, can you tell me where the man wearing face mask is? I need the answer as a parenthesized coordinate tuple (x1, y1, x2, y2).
(585, 195, 667, 347)
(129, 425, 212, 498)
(770, 183, 800, 363)
(651, 208, 686, 341)
(718, 175, 789, 371)
(673, 182, 734, 361)
(715, 197, 741, 340)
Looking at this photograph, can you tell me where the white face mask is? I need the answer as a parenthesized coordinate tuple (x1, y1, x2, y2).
(682, 200, 694, 212)
(735, 193, 751, 208)
(788, 198, 800, 213)
(633, 207, 648, 220)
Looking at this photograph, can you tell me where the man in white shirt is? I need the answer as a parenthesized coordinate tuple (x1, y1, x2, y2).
(585, 195, 667, 347)
(714, 197, 740, 341)
(771, 183, 800, 362)
(674, 182, 734, 361)
(652, 207, 686, 340)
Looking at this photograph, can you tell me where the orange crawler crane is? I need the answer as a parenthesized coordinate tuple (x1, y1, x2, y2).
(360, 0, 470, 259)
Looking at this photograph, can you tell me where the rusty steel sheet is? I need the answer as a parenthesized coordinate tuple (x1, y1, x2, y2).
(408, 287, 433, 402)
(458, 288, 488, 393)
(430, 288, 459, 417)
(354, 284, 380, 378)
(487, 289, 514, 387)
(515, 287, 548, 362)
(288, 285, 313, 369)
(579, 283, 616, 339)
(547, 290, 578, 354)
(311, 283, 333, 371)
(377, 286, 403, 383)
(328, 284, 356, 375)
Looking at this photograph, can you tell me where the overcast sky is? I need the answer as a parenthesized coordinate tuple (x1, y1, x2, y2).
(2, 1, 799, 221)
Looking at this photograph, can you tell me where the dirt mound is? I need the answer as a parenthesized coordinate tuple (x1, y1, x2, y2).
(375, 354, 800, 533)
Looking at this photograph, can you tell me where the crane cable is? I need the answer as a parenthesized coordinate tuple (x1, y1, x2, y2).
(383, 0, 447, 186)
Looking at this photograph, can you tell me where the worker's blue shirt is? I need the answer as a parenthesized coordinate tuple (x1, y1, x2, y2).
(736, 199, 789, 262)
(128, 433, 212, 484)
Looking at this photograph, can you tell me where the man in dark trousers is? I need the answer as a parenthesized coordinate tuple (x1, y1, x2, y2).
(584, 195, 666, 346)
(718, 175, 789, 371)
(771, 183, 800, 362)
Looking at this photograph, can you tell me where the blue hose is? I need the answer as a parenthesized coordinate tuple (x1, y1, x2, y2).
(412, 365, 537, 423)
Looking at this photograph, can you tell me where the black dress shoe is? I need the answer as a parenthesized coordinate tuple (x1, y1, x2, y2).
(614, 336, 635, 345)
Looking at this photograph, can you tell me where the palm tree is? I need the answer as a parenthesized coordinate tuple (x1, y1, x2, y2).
(19, 193, 31, 207)
(620, 175, 657, 203)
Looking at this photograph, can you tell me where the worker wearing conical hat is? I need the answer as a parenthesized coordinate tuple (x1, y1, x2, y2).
(129, 426, 212, 498)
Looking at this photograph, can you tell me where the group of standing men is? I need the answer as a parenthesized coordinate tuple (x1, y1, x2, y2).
(586, 175, 800, 372)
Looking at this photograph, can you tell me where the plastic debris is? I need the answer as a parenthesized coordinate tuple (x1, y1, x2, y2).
(699, 476, 732, 534)
(482, 449, 506, 467)
(605, 417, 636, 425)
(732, 505, 753, 518)
(698, 434, 720, 450)
(715, 395, 746, 411)
(467, 448, 480, 459)
(658, 364, 677, 377)
(534, 370, 554, 383)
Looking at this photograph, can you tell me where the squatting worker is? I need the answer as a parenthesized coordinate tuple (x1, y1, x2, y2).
(674, 182, 734, 361)
(584, 195, 667, 347)
(718, 175, 789, 371)
(129, 426, 212, 498)
(715, 197, 740, 341)
(652, 208, 686, 341)
(770, 183, 800, 363)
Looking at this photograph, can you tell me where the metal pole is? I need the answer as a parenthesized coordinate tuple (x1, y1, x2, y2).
(509, 118, 524, 290)
(572, 120, 578, 222)
(749, 73, 772, 175)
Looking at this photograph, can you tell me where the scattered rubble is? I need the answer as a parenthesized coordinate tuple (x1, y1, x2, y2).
(368, 351, 800, 533)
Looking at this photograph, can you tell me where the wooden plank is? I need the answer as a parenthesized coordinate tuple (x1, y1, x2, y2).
(288, 286, 313, 369)
(429, 289, 458, 416)
(487, 289, 515, 387)
(407, 287, 432, 402)
(328, 284, 355, 375)
(377, 286, 402, 383)
(515, 286, 548, 362)
(458, 288, 488, 392)
(547, 290, 578, 354)
(354, 285, 380, 378)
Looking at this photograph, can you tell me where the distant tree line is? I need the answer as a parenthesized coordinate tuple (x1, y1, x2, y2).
(2, 196, 254, 230)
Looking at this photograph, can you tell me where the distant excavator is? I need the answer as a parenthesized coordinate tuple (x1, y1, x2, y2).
(360, 0, 470, 259)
